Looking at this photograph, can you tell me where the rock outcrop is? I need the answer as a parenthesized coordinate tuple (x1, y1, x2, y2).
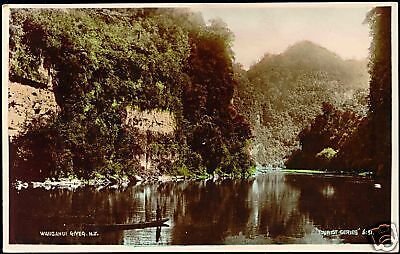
(124, 107, 176, 172)
(125, 107, 176, 134)
(8, 81, 60, 139)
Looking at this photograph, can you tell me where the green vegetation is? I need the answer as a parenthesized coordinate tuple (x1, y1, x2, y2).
(316, 148, 337, 160)
(234, 41, 369, 167)
(9, 7, 391, 182)
(284, 7, 392, 177)
(285, 102, 363, 170)
(9, 8, 253, 181)
(332, 7, 392, 178)
(233, 7, 391, 178)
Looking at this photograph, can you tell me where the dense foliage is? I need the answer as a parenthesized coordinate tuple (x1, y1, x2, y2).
(285, 102, 363, 170)
(180, 19, 253, 176)
(284, 7, 392, 177)
(235, 41, 369, 167)
(332, 7, 392, 177)
(9, 8, 253, 181)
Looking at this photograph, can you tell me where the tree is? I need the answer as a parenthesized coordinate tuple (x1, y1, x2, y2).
(9, 8, 254, 180)
(285, 103, 362, 170)
(284, 7, 392, 176)
(180, 18, 253, 176)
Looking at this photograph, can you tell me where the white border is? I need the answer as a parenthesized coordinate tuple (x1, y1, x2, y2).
(391, 3, 399, 253)
(2, 4, 11, 253)
(2, 2, 398, 253)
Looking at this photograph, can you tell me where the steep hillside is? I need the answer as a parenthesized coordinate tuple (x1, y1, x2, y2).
(9, 8, 253, 181)
(235, 41, 369, 166)
(285, 7, 391, 180)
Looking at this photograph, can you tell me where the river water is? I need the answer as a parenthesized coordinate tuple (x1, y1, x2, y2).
(9, 172, 391, 245)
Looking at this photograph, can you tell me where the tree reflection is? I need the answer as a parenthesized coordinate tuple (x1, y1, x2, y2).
(285, 174, 391, 242)
(10, 173, 391, 245)
(242, 173, 305, 242)
(170, 179, 253, 244)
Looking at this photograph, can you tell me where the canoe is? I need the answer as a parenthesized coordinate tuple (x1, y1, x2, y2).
(84, 218, 169, 232)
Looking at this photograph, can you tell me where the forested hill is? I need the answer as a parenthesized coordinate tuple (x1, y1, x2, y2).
(234, 40, 369, 167)
(250, 40, 368, 90)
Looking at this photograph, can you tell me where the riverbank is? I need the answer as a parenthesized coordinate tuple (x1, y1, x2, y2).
(12, 174, 189, 191)
(12, 167, 379, 191)
(256, 167, 375, 176)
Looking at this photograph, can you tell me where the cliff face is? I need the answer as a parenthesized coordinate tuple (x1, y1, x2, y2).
(8, 79, 177, 179)
(125, 107, 176, 134)
(8, 81, 59, 139)
(8, 81, 177, 138)
(124, 107, 176, 173)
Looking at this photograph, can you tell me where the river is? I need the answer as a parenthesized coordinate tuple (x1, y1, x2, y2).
(9, 171, 391, 245)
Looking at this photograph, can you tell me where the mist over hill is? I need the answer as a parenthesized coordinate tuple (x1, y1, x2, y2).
(234, 40, 369, 167)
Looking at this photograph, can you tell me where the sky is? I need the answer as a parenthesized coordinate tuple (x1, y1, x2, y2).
(190, 4, 375, 69)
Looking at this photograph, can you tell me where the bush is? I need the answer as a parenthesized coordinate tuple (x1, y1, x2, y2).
(316, 147, 337, 160)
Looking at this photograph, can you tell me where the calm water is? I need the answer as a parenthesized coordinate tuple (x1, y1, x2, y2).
(9, 172, 391, 245)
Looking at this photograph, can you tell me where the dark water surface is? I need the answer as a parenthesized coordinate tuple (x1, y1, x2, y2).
(9, 172, 391, 245)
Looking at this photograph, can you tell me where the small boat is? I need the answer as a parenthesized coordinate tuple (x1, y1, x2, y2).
(84, 218, 169, 232)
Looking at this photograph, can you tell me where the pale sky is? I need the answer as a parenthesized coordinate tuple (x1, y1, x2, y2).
(191, 4, 375, 69)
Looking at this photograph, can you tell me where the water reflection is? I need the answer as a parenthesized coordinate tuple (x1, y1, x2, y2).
(285, 174, 391, 243)
(9, 172, 390, 245)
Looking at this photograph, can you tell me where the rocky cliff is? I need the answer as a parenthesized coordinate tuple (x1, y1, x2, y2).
(8, 81, 59, 139)
(8, 79, 177, 179)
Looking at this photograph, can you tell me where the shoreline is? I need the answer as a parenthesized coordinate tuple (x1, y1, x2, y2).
(11, 168, 376, 191)
(11, 174, 188, 191)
